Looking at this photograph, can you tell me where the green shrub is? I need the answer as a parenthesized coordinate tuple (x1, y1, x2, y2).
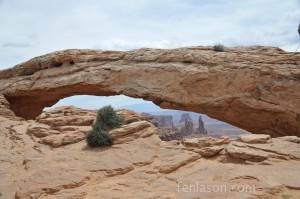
(281, 194, 293, 199)
(86, 105, 123, 147)
(86, 130, 114, 147)
(213, 43, 225, 52)
(93, 105, 124, 132)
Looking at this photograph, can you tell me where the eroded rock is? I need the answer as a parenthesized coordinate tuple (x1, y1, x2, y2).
(239, 134, 271, 143)
(0, 47, 299, 137)
(0, 106, 300, 199)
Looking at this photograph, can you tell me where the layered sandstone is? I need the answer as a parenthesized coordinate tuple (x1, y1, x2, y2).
(0, 46, 299, 137)
(0, 106, 299, 199)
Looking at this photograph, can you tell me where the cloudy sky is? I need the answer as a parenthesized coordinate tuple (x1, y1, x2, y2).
(1, 0, 299, 109)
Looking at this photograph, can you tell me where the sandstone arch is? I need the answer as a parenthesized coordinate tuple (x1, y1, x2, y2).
(0, 46, 299, 137)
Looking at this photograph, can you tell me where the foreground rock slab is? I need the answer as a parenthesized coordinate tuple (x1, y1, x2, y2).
(0, 46, 299, 137)
(0, 106, 300, 199)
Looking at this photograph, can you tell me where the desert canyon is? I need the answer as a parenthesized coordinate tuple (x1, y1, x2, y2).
(0, 46, 300, 199)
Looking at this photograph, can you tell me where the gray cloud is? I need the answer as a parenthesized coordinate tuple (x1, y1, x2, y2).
(0, 0, 299, 70)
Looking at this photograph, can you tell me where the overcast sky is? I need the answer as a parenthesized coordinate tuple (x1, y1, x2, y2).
(1, 0, 299, 109)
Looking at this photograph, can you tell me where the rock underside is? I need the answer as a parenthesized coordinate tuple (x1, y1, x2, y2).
(0, 46, 299, 137)
(1, 103, 299, 199)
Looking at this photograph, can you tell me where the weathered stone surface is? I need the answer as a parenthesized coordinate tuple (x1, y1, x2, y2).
(278, 136, 300, 143)
(239, 134, 271, 143)
(118, 109, 142, 124)
(182, 136, 231, 148)
(110, 120, 156, 144)
(27, 106, 95, 147)
(26, 107, 149, 147)
(226, 141, 270, 161)
(15, 168, 88, 199)
(1, 106, 300, 198)
(199, 146, 224, 157)
(157, 127, 183, 141)
(226, 134, 300, 161)
(0, 47, 299, 137)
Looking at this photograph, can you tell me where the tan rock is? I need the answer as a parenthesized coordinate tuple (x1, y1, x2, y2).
(226, 136, 300, 162)
(0, 106, 300, 199)
(277, 136, 300, 144)
(117, 109, 142, 124)
(27, 122, 53, 137)
(199, 146, 224, 157)
(36, 106, 96, 126)
(26, 106, 94, 147)
(41, 131, 86, 147)
(110, 121, 156, 144)
(226, 141, 270, 161)
(239, 134, 271, 143)
(0, 47, 299, 137)
(182, 136, 231, 148)
(246, 137, 300, 160)
(15, 168, 88, 199)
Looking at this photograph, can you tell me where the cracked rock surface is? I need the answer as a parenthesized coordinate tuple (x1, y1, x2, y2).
(0, 103, 299, 199)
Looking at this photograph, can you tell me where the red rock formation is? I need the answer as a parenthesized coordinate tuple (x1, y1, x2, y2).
(0, 46, 299, 137)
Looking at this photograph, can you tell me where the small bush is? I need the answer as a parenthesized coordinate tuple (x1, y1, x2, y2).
(86, 130, 114, 147)
(93, 105, 124, 132)
(86, 105, 123, 147)
(281, 194, 293, 199)
(213, 43, 225, 52)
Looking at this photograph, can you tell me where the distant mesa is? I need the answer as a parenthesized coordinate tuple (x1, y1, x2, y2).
(143, 112, 209, 140)
(179, 114, 208, 136)
(141, 113, 174, 128)
(141, 112, 182, 141)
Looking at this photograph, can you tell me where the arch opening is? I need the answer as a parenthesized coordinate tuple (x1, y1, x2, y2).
(43, 94, 249, 139)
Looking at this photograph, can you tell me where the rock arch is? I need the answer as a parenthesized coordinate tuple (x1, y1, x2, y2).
(0, 46, 299, 137)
